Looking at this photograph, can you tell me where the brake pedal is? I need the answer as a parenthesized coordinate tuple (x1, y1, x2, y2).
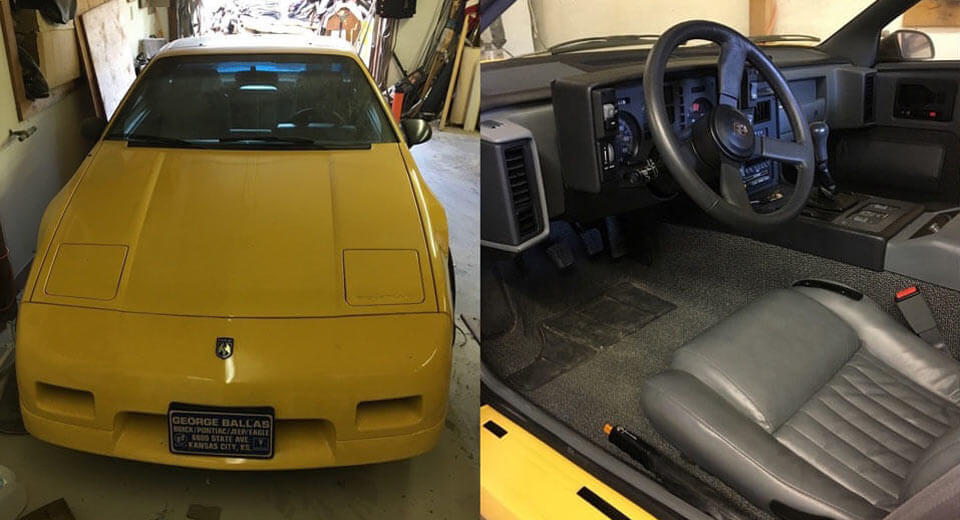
(579, 228, 604, 256)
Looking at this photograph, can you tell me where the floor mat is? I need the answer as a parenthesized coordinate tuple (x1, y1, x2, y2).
(508, 283, 675, 391)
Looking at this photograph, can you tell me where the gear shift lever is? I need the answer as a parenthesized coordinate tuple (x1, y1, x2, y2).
(810, 121, 838, 195)
(807, 121, 858, 211)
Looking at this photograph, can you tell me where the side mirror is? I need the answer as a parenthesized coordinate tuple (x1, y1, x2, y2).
(80, 116, 107, 142)
(401, 118, 432, 147)
(880, 30, 935, 61)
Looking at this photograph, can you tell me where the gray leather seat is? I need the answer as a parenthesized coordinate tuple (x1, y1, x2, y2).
(642, 283, 960, 519)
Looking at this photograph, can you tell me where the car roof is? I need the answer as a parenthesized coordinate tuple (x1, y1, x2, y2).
(157, 34, 358, 58)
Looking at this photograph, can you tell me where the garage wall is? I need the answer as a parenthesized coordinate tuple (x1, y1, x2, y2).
(498, 0, 960, 59)
(127, 5, 169, 53)
(527, 0, 749, 49)
(773, 0, 872, 41)
(0, 5, 168, 279)
(0, 83, 91, 279)
(495, 0, 534, 57)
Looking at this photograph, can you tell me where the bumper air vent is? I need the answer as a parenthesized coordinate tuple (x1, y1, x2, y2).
(36, 382, 95, 421)
(356, 396, 423, 432)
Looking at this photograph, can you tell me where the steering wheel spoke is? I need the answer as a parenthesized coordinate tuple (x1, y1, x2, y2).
(755, 136, 807, 166)
(717, 40, 747, 108)
(719, 158, 751, 209)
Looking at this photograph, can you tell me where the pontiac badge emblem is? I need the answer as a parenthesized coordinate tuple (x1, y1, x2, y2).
(733, 120, 749, 137)
(215, 337, 234, 359)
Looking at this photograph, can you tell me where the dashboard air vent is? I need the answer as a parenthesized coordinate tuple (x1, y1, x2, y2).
(480, 119, 549, 253)
(864, 73, 876, 123)
(504, 145, 538, 240)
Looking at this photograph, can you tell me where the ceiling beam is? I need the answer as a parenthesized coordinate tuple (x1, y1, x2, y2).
(750, 0, 775, 36)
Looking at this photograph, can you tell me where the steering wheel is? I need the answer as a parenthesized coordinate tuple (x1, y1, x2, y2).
(643, 21, 815, 232)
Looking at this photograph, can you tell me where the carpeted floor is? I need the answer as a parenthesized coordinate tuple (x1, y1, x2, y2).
(481, 221, 960, 520)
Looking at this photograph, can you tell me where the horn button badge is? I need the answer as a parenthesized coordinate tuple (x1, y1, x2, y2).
(710, 105, 756, 160)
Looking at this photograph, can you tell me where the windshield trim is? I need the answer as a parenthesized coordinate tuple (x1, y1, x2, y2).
(107, 135, 377, 152)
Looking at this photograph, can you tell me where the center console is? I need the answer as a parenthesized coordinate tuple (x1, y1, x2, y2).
(760, 194, 924, 271)
(757, 128, 926, 272)
(754, 106, 930, 272)
(887, 208, 960, 290)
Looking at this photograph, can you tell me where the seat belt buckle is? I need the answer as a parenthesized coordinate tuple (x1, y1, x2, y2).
(895, 286, 945, 350)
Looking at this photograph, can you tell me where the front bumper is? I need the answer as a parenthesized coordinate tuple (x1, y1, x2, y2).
(16, 303, 453, 469)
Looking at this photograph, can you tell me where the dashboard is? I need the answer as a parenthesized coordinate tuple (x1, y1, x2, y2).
(482, 46, 870, 225)
(480, 45, 960, 279)
(554, 71, 789, 202)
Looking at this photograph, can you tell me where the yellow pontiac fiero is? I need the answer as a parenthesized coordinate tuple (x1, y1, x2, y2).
(15, 36, 453, 469)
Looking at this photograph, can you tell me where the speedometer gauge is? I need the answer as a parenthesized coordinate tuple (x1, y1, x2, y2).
(615, 112, 642, 164)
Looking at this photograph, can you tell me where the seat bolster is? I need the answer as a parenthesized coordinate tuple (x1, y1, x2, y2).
(902, 425, 960, 500)
(794, 286, 960, 405)
(641, 370, 886, 520)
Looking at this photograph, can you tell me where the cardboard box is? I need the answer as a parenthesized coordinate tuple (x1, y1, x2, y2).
(12, 9, 75, 33)
(905, 0, 960, 27)
(19, 29, 82, 88)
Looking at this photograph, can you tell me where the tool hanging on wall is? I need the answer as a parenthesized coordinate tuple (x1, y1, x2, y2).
(402, 0, 464, 118)
(439, 0, 478, 128)
(385, 0, 479, 120)
(369, 0, 418, 89)
(383, 0, 447, 113)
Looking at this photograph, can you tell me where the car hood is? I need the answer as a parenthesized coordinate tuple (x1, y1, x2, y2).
(30, 141, 438, 318)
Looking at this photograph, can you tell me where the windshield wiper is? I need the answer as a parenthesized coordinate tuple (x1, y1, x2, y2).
(218, 135, 317, 145)
(311, 141, 372, 150)
(217, 136, 372, 149)
(549, 34, 660, 55)
(749, 34, 820, 44)
(123, 134, 199, 147)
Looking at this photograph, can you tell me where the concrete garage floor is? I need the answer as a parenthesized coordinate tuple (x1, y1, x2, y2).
(0, 127, 480, 520)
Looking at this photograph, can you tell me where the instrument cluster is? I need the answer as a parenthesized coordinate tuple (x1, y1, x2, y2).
(596, 77, 718, 193)
(599, 75, 783, 199)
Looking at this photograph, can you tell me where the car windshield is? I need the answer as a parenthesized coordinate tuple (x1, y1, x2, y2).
(105, 53, 397, 149)
(489, 1, 879, 57)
